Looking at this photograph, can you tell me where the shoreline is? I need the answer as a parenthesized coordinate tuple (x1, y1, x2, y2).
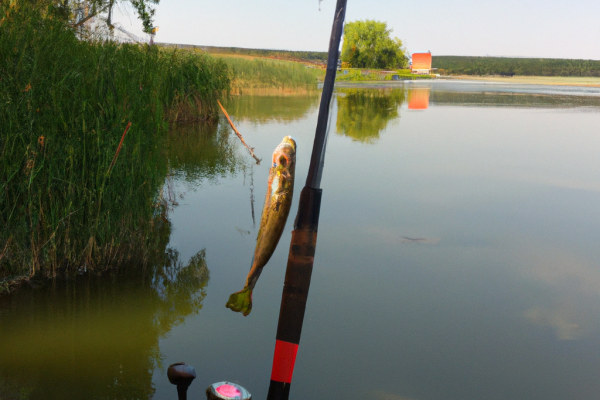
(330, 75, 600, 89)
(440, 75, 600, 87)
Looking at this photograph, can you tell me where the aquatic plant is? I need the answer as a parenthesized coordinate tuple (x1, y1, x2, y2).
(0, 1, 230, 286)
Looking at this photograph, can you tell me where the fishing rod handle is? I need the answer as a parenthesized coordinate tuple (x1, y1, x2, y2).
(268, 187, 322, 400)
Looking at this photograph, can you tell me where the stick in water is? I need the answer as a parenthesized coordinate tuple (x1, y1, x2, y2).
(217, 100, 261, 165)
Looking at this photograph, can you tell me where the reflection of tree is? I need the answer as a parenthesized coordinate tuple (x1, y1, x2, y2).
(430, 91, 600, 108)
(0, 121, 238, 399)
(0, 108, 251, 399)
(336, 89, 407, 143)
(0, 229, 209, 400)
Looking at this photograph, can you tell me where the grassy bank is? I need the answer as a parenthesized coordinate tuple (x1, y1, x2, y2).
(433, 56, 600, 77)
(336, 68, 432, 81)
(0, 1, 230, 288)
(161, 47, 323, 94)
(160, 43, 328, 63)
(222, 56, 322, 92)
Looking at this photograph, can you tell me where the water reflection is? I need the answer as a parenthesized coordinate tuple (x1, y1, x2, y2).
(430, 89, 600, 108)
(513, 239, 600, 341)
(167, 122, 245, 186)
(335, 88, 407, 143)
(5, 86, 600, 400)
(407, 87, 430, 110)
(0, 119, 254, 400)
(0, 244, 209, 400)
(221, 94, 320, 125)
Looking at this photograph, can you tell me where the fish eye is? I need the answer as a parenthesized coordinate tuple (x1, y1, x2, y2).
(279, 156, 287, 167)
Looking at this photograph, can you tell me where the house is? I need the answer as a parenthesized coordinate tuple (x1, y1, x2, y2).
(410, 52, 432, 74)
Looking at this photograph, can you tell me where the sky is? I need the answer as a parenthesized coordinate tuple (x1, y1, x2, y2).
(113, 0, 600, 60)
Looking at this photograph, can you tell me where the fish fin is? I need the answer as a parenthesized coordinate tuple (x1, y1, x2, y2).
(225, 287, 253, 316)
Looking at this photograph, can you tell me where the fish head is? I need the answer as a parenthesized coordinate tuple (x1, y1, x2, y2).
(272, 136, 296, 173)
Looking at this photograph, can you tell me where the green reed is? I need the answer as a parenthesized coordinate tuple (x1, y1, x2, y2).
(0, 1, 230, 286)
(219, 56, 321, 90)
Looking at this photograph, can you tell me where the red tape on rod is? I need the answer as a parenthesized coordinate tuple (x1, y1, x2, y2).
(271, 340, 299, 383)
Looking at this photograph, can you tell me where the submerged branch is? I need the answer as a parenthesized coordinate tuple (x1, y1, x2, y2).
(217, 100, 261, 165)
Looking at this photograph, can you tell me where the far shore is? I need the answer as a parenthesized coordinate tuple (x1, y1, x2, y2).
(331, 75, 600, 88)
(444, 75, 600, 87)
(182, 51, 600, 88)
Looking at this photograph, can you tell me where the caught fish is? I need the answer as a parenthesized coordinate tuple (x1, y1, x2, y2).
(226, 136, 297, 316)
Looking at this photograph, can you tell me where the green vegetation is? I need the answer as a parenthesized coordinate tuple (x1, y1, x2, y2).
(0, 1, 230, 287)
(193, 45, 328, 62)
(218, 56, 321, 90)
(341, 20, 407, 69)
(336, 69, 431, 81)
(54, 0, 159, 33)
(167, 47, 322, 91)
(433, 56, 600, 77)
(335, 69, 382, 81)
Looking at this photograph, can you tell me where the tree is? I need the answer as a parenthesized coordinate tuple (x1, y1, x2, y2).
(59, 0, 159, 34)
(341, 20, 407, 69)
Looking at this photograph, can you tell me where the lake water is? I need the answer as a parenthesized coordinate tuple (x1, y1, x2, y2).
(2, 81, 600, 400)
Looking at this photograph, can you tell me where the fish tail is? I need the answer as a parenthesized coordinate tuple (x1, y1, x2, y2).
(225, 286, 253, 316)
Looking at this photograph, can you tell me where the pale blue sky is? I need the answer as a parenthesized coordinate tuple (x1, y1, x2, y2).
(113, 0, 600, 60)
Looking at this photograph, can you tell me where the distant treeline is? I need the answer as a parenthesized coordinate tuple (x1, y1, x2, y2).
(160, 44, 329, 62)
(432, 56, 600, 77)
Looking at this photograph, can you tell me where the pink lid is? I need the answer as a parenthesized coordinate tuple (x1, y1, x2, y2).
(216, 384, 242, 398)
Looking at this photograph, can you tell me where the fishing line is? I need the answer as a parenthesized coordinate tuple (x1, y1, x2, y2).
(249, 163, 255, 229)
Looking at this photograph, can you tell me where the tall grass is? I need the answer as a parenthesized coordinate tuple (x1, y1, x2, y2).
(0, 1, 230, 286)
(160, 44, 328, 62)
(219, 56, 321, 92)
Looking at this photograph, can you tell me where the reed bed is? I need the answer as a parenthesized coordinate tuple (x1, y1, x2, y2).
(0, 1, 230, 288)
(219, 56, 322, 91)
(196, 45, 328, 63)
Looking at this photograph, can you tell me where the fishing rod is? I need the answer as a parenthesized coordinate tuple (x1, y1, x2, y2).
(267, 1, 347, 399)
